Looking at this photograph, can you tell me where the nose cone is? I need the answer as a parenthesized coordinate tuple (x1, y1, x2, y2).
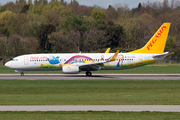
(5, 61, 11, 68)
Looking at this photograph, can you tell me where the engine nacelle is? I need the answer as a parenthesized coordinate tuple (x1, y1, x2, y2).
(62, 65, 80, 74)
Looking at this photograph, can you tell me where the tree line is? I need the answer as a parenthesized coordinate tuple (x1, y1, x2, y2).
(0, 0, 180, 64)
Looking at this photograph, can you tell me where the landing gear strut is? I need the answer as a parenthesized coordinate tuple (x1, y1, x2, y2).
(21, 72, 24, 76)
(86, 71, 92, 76)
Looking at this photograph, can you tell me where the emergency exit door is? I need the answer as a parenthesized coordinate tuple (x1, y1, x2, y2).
(24, 56, 29, 65)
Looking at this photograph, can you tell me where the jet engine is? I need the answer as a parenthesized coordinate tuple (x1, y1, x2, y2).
(62, 65, 80, 74)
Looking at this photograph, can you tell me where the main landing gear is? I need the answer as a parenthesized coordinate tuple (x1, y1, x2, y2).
(86, 71, 92, 76)
(21, 72, 24, 76)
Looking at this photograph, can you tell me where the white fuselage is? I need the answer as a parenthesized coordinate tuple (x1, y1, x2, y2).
(5, 53, 163, 73)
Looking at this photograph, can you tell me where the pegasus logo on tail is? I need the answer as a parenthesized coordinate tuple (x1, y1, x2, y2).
(129, 23, 170, 54)
(147, 25, 167, 51)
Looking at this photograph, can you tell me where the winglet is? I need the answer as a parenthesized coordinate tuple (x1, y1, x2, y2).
(105, 48, 111, 53)
(109, 50, 119, 62)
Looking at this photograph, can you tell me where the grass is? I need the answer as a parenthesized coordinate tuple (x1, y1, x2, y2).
(0, 80, 180, 105)
(0, 111, 180, 120)
(1, 64, 180, 74)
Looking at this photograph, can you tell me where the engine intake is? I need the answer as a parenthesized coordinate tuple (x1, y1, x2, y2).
(62, 65, 80, 74)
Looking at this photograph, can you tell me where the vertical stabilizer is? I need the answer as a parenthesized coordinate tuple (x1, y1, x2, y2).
(129, 23, 171, 54)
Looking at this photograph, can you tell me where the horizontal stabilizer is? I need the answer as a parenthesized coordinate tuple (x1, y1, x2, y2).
(153, 52, 174, 59)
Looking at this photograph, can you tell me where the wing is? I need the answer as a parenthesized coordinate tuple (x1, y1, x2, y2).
(79, 50, 119, 71)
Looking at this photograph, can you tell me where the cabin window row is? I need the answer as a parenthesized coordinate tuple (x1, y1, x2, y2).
(116, 59, 134, 61)
(30, 59, 66, 62)
(30, 59, 108, 62)
(30, 59, 134, 62)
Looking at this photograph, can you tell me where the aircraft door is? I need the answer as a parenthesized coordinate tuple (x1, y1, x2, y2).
(138, 55, 143, 64)
(24, 56, 29, 65)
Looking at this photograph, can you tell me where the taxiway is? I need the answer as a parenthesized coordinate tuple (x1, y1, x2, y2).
(0, 105, 180, 112)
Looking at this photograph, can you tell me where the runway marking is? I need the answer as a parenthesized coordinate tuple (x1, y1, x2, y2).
(0, 105, 180, 112)
(0, 74, 180, 80)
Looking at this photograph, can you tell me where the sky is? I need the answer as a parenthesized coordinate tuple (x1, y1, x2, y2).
(0, 0, 164, 9)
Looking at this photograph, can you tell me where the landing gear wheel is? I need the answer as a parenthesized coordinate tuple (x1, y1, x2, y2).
(21, 72, 24, 76)
(86, 71, 92, 76)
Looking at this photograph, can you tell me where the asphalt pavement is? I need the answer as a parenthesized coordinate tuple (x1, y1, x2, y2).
(0, 105, 180, 112)
(0, 74, 180, 80)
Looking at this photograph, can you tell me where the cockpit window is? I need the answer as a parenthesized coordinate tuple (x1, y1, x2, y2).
(12, 59, 18, 61)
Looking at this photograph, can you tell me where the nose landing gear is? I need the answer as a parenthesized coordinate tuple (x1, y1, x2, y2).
(15, 70, 24, 76)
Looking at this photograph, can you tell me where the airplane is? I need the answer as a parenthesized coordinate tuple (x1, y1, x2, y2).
(5, 23, 173, 76)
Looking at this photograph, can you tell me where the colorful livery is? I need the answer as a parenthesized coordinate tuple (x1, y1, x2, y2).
(5, 23, 173, 76)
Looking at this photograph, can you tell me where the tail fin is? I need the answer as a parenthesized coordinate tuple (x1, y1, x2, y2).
(129, 23, 171, 54)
